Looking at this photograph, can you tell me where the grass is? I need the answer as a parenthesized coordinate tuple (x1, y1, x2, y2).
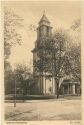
(5, 94, 81, 101)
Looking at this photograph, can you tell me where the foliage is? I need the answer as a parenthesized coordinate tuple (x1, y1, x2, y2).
(13, 64, 33, 95)
(4, 65, 15, 94)
(4, 8, 24, 94)
(71, 19, 81, 31)
(65, 43, 81, 81)
(4, 8, 23, 61)
(34, 28, 81, 98)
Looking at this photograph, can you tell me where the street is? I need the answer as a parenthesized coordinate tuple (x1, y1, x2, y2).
(5, 96, 81, 121)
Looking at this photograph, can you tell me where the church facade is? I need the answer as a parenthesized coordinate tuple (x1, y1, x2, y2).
(32, 13, 81, 95)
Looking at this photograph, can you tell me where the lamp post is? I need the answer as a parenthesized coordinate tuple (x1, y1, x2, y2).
(14, 74, 16, 107)
(22, 74, 25, 102)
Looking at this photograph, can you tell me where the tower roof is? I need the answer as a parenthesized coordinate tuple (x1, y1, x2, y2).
(39, 13, 50, 24)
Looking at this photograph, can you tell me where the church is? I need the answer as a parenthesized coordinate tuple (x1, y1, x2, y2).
(32, 13, 81, 95)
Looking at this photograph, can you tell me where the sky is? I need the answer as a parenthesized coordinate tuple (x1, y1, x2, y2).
(3, 1, 81, 70)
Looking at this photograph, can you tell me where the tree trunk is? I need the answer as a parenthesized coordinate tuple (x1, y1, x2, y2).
(57, 82, 59, 99)
(45, 72, 46, 94)
(55, 78, 59, 99)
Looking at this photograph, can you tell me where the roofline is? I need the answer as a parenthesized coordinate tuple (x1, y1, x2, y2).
(37, 24, 53, 30)
(39, 20, 50, 24)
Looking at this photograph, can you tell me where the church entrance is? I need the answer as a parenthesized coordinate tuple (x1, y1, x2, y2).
(42, 76, 55, 95)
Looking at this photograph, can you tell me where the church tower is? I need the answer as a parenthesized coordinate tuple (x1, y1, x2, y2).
(32, 13, 55, 95)
(37, 12, 52, 39)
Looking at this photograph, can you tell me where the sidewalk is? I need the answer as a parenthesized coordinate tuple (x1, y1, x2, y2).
(5, 95, 81, 103)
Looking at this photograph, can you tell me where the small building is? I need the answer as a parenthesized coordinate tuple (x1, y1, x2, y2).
(60, 79, 81, 95)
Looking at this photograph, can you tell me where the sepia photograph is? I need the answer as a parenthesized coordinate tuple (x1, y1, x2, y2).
(3, 1, 81, 122)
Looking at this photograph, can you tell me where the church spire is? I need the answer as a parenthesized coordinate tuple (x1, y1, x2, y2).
(39, 11, 50, 25)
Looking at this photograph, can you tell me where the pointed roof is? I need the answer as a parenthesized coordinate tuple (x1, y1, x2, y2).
(39, 13, 50, 24)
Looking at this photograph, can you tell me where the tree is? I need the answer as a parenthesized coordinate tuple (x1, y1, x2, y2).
(4, 63, 15, 94)
(65, 43, 81, 82)
(66, 19, 81, 82)
(70, 19, 81, 31)
(13, 64, 33, 95)
(51, 29, 72, 98)
(34, 28, 80, 98)
(4, 8, 23, 61)
(4, 8, 23, 94)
